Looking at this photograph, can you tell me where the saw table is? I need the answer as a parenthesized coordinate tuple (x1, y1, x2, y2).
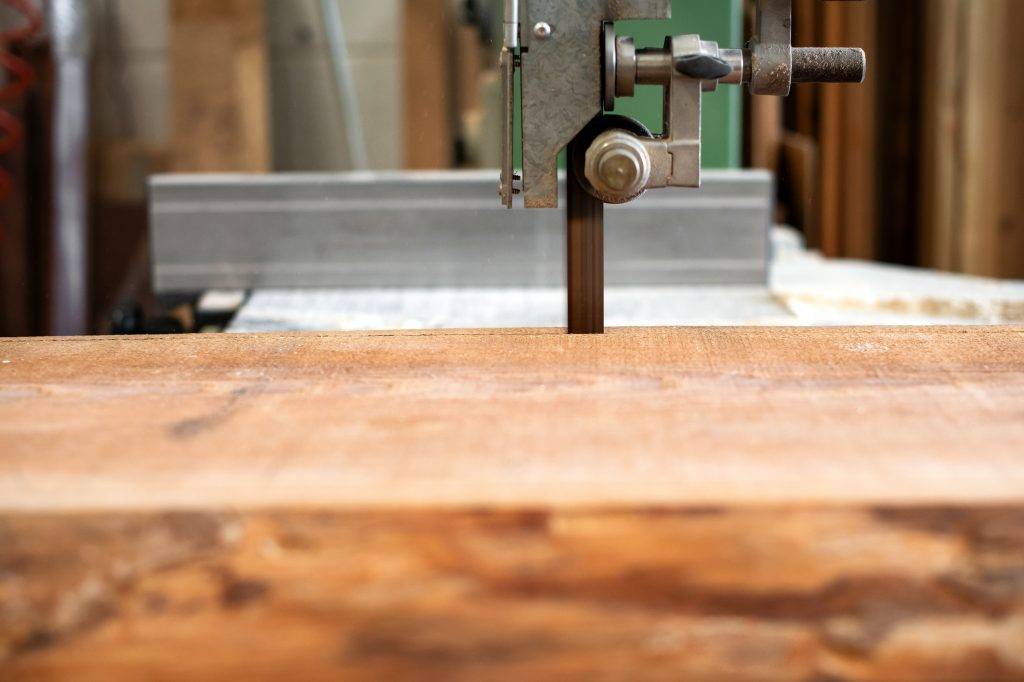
(2, 326, 1024, 679)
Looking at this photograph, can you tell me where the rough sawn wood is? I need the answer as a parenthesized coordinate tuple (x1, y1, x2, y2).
(2, 327, 1024, 509)
(1, 326, 1023, 679)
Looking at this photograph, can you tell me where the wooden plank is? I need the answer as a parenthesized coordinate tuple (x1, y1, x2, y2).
(802, 2, 879, 260)
(837, 0, 877, 260)
(790, 0, 818, 135)
(169, 0, 270, 172)
(402, 0, 453, 169)
(455, 24, 482, 121)
(2, 327, 1024, 677)
(961, 0, 1024, 279)
(918, 0, 961, 272)
(873, 0, 923, 266)
(919, 0, 1024, 278)
(999, 1, 1024, 279)
(3, 507, 1024, 680)
(817, 6, 844, 258)
(748, 94, 782, 175)
(959, 0, 1004, 276)
(781, 131, 819, 244)
(1, 327, 1024, 510)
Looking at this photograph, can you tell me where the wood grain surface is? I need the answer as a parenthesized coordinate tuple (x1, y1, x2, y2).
(1, 327, 1023, 511)
(2, 327, 1024, 679)
(3, 508, 1024, 680)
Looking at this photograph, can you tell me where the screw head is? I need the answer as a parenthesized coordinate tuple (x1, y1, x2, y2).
(533, 22, 553, 40)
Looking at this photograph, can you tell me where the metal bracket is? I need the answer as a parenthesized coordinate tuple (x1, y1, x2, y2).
(583, 0, 865, 202)
(502, 0, 865, 209)
(500, 0, 672, 209)
(750, 0, 793, 96)
(656, 34, 711, 189)
(749, 0, 866, 96)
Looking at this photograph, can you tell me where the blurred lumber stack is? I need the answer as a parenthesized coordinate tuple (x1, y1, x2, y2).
(919, 0, 1024, 279)
(749, 0, 1024, 278)
(750, 0, 879, 259)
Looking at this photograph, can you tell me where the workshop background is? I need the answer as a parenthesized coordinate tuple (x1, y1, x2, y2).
(0, 0, 1021, 336)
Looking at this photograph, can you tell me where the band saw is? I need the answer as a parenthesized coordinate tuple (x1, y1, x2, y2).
(499, 0, 866, 333)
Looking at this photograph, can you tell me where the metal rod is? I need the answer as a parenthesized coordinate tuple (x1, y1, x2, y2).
(503, 0, 520, 49)
(566, 143, 604, 334)
(49, 0, 92, 335)
(319, 0, 369, 171)
(635, 48, 673, 85)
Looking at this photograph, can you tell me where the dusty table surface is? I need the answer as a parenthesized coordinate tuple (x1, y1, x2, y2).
(1, 326, 1023, 511)
(2, 327, 1024, 680)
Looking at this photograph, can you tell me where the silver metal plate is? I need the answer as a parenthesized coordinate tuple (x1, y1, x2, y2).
(150, 169, 772, 293)
(519, 0, 670, 208)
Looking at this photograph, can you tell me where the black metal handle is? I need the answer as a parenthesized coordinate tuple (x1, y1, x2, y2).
(675, 54, 733, 81)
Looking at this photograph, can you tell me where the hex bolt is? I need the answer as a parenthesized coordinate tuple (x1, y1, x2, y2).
(584, 130, 652, 204)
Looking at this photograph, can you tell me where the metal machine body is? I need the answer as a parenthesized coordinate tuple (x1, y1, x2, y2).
(500, 0, 866, 333)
